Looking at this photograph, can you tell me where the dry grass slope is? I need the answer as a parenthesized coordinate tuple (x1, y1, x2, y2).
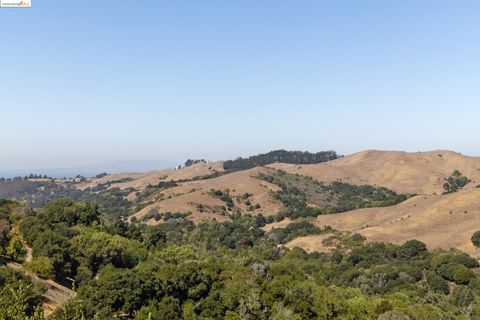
(131, 167, 283, 224)
(77, 161, 225, 191)
(79, 150, 480, 256)
(313, 188, 480, 257)
(268, 150, 480, 195)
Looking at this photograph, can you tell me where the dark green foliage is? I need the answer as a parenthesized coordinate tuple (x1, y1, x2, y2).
(136, 297, 182, 320)
(41, 199, 100, 227)
(452, 265, 476, 285)
(0, 201, 25, 255)
(449, 252, 480, 268)
(0, 180, 133, 223)
(70, 230, 147, 274)
(184, 159, 206, 167)
(2, 181, 480, 320)
(426, 271, 450, 294)
(267, 221, 321, 244)
(0, 220, 10, 256)
(19, 217, 49, 245)
(443, 170, 471, 194)
(0, 179, 86, 208)
(77, 268, 163, 318)
(193, 215, 264, 249)
(105, 219, 144, 241)
(396, 240, 428, 259)
(0, 267, 45, 318)
(209, 189, 234, 208)
(94, 172, 108, 179)
(472, 230, 480, 247)
(351, 233, 366, 242)
(0, 199, 33, 224)
(147, 181, 178, 190)
(141, 210, 191, 223)
(84, 187, 133, 221)
(223, 150, 338, 171)
(437, 263, 459, 281)
(452, 286, 474, 307)
(7, 235, 26, 262)
(255, 214, 267, 227)
(437, 263, 475, 285)
(430, 251, 480, 272)
(143, 219, 194, 248)
(31, 230, 76, 278)
(258, 170, 409, 220)
(24, 257, 54, 279)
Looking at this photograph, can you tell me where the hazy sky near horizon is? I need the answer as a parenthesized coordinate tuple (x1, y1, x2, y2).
(1, 1, 480, 170)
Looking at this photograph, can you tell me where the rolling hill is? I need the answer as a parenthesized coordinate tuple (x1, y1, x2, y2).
(268, 150, 480, 195)
(36, 149, 480, 256)
(311, 188, 480, 257)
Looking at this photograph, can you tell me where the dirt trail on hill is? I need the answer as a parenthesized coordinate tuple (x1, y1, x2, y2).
(8, 222, 76, 317)
(5, 259, 76, 317)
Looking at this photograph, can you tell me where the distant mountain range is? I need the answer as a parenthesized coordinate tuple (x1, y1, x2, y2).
(0, 159, 176, 178)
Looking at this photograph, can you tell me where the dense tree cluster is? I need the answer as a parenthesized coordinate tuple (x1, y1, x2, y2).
(44, 216, 480, 319)
(94, 172, 109, 179)
(184, 159, 206, 167)
(266, 220, 322, 244)
(258, 170, 409, 221)
(0, 179, 134, 223)
(472, 230, 480, 248)
(223, 150, 339, 171)
(0, 186, 479, 319)
(0, 200, 32, 261)
(0, 268, 45, 319)
(443, 170, 471, 194)
(0, 174, 51, 182)
(208, 189, 234, 209)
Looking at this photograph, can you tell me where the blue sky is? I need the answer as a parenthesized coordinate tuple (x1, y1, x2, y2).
(1, 1, 479, 171)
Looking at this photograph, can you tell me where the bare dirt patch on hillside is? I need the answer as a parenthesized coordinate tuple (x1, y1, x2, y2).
(261, 218, 293, 232)
(284, 234, 335, 253)
(6, 261, 75, 317)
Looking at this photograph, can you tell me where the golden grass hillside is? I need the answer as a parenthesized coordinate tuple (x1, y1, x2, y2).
(84, 150, 480, 256)
(268, 150, 480, 195)
(130, 167, 283, 224)
(76, 161, 224, 191)
(311, 188, 480, 257)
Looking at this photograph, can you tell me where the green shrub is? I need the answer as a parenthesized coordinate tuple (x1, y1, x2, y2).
(452, 286, 474, 307)
(438, 263, 475, 285)
(42, 199, 100, 227)
(468, 278, 480, 294)
(6, 235, 26, 262)
(259, 170, 409, 221)
(396, 240, 427, 259)
(437, 263, 457, 281)
(135, 297, 182, 320)
(450, 252, 479, 268)
(472, 230, 480, 248)
(24, 256, 54, 279)
(453, 265, 476, 285)
(19, 217, 49, 245)
(267, 221, 321, 244)
(443, 170, 471, 194)
(426, 271, 449, 294)
(351, 233, 366, 242)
